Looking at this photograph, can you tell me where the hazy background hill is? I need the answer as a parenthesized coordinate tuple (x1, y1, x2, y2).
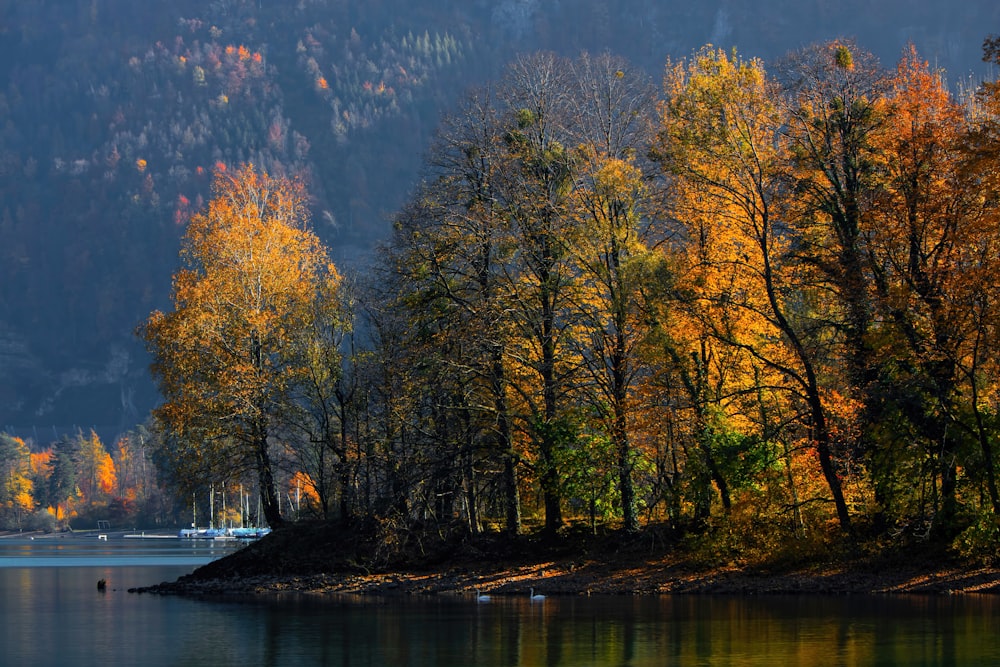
(1, 0, 997, 442)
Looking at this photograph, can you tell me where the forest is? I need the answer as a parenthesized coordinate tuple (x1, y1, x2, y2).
(6, 32, 1000, 568)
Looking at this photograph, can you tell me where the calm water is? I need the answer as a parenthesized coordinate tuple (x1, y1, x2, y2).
(2, 536, 999, 667)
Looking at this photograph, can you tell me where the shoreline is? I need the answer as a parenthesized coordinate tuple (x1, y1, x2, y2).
(128, 523, 1000, 598)
(134, 563, 1000, 597)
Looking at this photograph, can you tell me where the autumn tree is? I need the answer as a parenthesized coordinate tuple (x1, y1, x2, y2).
(777, 41, 889, 484)
(106, 425, 171, 525)
(494, 52, 583, 533)
(111, 429, 153, 503)
(141, 164, 343, 528)
(860, 45, 999, 531)
(654, 46, 853, 532)
(378, 53, 662, 534)
(281, 275, 352, 523)
(565, 53, 657, 532)
(76, 429, 117, 505)
(385, 87, 525, 534)
(0, 433, 34, 529)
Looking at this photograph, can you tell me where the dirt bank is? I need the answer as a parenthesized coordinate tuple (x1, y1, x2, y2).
(129, 521, 1000, 597)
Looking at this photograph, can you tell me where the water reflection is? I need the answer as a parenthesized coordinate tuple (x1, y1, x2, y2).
(176, 593, 1000, 667)
(2, 539, 998, 667)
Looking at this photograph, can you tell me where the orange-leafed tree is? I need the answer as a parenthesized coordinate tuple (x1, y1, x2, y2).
(76, 429, 117, 504)
(141, 164, 342, 528)
(287, 470, 322, 517)
(653, 46, 853, 532)
(865, 45, 999, 528)
(111, 429, 159, 506)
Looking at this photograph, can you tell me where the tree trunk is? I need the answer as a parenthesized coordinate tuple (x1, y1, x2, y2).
(972, 396, 1000, 517)
(616, 409, 639, 532)
(256, 432, 283, 528)
(490, 348, 521, 535)
(540, 259, 563, 534)
(808, 392, 851, 532)
(338, 463, 352, 527)
(463, 416, 480, 536)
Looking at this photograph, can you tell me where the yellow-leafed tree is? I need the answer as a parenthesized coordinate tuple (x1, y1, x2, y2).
(654, 46, 852, 531)
(142, 164, 342, 528)
(0, 433, 34, 529)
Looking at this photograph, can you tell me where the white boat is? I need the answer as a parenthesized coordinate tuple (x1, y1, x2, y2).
(178, 526, 271, 540)
(178, 485, 270, 539)
(225, 527, 271, 539)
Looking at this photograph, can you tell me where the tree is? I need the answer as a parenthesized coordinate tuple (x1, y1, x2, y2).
(141, 164, 342, 528)
(864, 45, 994, 531)
(376, 53, 658, 534)
(76, 429, 117, 505)
(282, 276, 352, 523)
(28, 448, 54, 514)
(981, 34, 1000, 118)
(570, 153, 651, 532)
(777, 41, 889, 463)
(566, 53, 658, 532)
(653, 46, 853, 532)
(0, 433, 33, 529)
(494, 52, 582, 533)
(47, 435, 80, 523)
(386, 87, 524, 534)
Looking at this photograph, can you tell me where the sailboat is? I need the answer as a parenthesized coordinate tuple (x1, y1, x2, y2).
(178, 485, 271, 540)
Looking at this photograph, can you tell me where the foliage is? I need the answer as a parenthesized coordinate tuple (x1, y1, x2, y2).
(952, 511, 1000, 564)
(353, 36, 1000, 551)
(0, 433, 33, 529)
(0, 427, 168, 530)
(141, 164, 345, 528)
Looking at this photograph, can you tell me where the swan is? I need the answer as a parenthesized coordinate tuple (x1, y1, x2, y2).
(476, 589, 491, 602)
(530, 588, 545, 601)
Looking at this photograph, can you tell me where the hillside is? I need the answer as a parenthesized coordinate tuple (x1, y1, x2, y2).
(1, 0, 997, 440)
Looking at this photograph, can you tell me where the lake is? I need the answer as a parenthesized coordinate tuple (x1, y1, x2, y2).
(2, 534, 999, 666)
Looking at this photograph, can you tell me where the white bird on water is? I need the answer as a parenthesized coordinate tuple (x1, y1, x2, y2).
(530, 588, 545, 601)
(476, 589, 491, 602)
